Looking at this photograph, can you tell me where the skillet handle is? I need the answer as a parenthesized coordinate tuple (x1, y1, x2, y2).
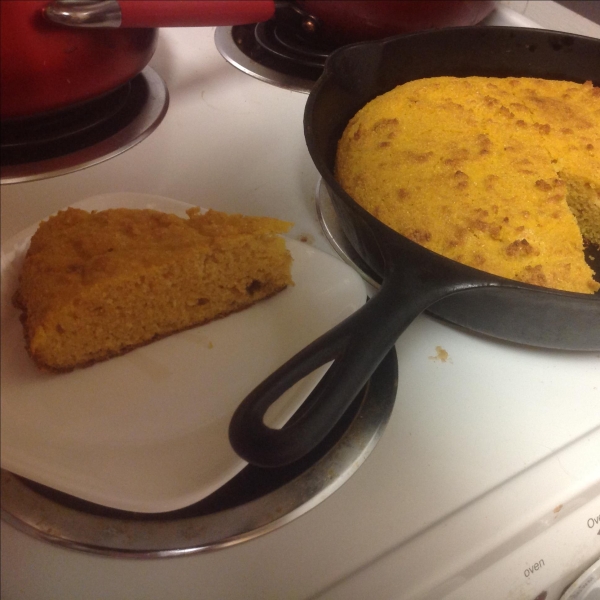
(229, 265, 466, 467)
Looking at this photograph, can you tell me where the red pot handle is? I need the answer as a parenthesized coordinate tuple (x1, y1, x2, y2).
(44, 0, 276, 28)
(120, 0, 275, 27)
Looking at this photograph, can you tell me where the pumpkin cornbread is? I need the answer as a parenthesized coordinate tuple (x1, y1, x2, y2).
(14, 207, 293, 372)
(335, 76, 600, 294)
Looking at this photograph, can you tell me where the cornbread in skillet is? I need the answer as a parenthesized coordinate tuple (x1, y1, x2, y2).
(335, 76, 600, 294)
(14, 207, 293, 371)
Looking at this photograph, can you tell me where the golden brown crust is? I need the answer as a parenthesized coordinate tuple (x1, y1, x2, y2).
(336, 76, 600, 294)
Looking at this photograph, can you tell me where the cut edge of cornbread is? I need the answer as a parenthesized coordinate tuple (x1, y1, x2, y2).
(560, 174, 600, 247)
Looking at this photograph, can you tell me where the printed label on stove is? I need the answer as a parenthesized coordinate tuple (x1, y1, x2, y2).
(524, 559, 546, 578)
(587, 513, 600, 532)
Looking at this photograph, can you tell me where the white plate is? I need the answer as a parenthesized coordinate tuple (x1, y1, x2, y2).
(0, 193, 368, 513)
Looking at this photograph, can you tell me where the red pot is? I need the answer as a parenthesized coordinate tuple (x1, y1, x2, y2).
(299, 1, 496, 43)
(0, 1, 157, 119)
(0, 0, 495, 119)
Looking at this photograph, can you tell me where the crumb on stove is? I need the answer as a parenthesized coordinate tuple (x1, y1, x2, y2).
(297, 233, 314, 244)
(429, 346, 450, 362)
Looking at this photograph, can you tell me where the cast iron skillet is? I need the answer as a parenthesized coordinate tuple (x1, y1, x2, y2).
(229, 27, 600, 468)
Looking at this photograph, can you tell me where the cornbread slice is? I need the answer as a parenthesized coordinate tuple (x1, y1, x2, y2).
(335, 76, 600, 294)
(14, 207, 293, 372)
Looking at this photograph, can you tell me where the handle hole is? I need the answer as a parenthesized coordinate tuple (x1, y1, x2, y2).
(263, 361, 334, 429)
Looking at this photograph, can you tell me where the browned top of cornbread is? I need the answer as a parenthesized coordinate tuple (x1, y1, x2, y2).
(14, 206, 295, 372)
(20, 208, 291, 317)
(335, 76, 600, 294)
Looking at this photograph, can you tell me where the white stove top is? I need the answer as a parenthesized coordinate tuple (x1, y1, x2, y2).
(1, 3, 599, 599)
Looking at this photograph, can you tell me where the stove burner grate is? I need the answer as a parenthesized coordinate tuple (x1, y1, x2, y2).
(254, 20, 332, 69)
(2, 82, 136, 166)
(215, 23, 338, 93)
(0, 67, 169, 185)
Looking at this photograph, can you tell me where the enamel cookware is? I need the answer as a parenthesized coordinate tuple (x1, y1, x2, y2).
(1, 1, 493, 118)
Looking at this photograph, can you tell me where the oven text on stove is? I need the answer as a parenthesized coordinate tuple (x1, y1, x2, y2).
(588, 514, 600, 530)
(524, 559, 545, 578)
